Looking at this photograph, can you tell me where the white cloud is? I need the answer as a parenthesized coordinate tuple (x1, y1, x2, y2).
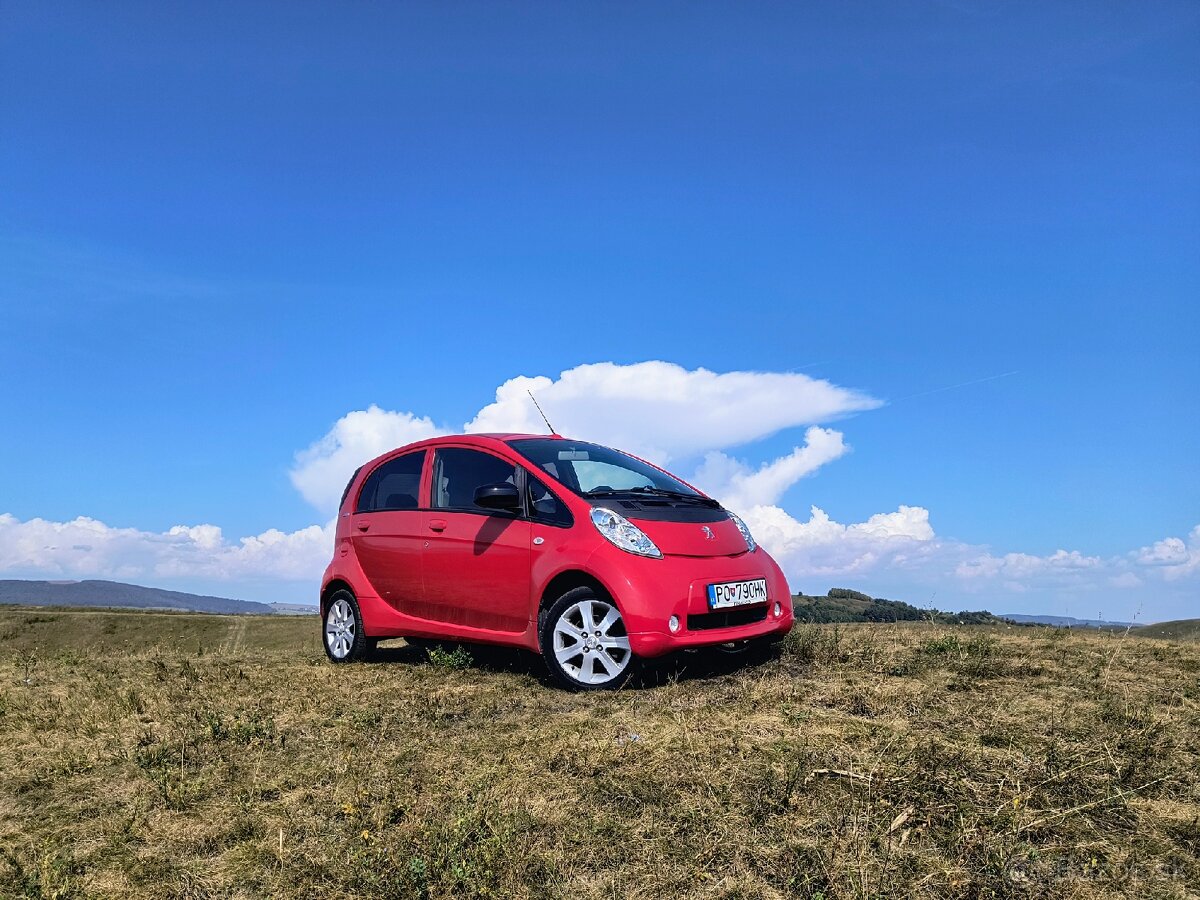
(0, 513, 331, 583)
(1135, 536, 1189, 566)
(290, 405, 445, 514)
(7, 361, 883, 593)
(5, 359, 1198, 622)
(1133, 526, 1200, 581)
(731, 500, 1198, 619)
(742, 504, 937, 580)
(292, 361, 879, 518)
(465, 361, 880, 463)
(955, 548, 1101, 582)
(693, 427, 849, 509)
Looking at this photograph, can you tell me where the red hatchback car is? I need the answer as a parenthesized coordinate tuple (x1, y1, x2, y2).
(320, 434, 793, 690)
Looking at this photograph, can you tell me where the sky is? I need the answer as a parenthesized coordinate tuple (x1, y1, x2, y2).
(1, 2, 1197, 622)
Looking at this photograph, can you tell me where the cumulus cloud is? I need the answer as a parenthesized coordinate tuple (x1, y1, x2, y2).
(292, 361, 879, 517)
(290, 405, 445, 514)
(729, 499, 1198, 615)
(1133, 526, 1200, 581)
(465, 361, 878, 462)
(693, 427, 850, 510)
(4, 358, 1198, 622)
(1, 361, 882, 588)
(744, 504, 937, 580)
(0, 513, 330, 583)
(1135, 536, 1189, 567)
(955, 549, 1102, 583)
(6, 361, 882, 591)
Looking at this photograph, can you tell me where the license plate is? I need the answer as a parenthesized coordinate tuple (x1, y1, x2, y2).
(706, 578, 769, 610)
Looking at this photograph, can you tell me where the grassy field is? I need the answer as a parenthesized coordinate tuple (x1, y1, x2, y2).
(1, 607, 1197, 899)
(1133, 619, 1200, 641)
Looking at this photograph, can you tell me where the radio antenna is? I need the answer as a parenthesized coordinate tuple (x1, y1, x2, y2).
(527, 390, 557, 435)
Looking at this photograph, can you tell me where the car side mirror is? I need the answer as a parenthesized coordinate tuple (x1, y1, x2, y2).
(474, 482, 522, 511)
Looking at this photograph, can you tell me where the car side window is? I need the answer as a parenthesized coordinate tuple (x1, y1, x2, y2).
(527, 472, 572, 527)
(432, 448, 517, 512)
(356, 450, 426, 512)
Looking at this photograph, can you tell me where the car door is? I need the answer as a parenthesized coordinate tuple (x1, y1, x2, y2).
(350, 450, 430, 617)
(422, 446, 532, 633)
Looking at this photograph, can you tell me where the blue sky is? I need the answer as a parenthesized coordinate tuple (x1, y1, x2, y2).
(1, 2, 1197, 621)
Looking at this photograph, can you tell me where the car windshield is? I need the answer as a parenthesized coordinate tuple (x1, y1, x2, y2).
(508, 439, 706, 500)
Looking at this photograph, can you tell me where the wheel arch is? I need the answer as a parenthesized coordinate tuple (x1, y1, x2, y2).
(320, 579, 355, 617)
(536, 569, 635, 690)
(536, 570, 616, 640)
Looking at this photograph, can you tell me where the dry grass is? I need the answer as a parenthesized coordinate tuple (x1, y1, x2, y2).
(1, 608, 1198, 899)
(1133, 619, 1200, 641)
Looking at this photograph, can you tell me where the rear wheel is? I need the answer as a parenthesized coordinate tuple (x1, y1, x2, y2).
(323, 590, 372, 663)
(540, 587, 634, 691)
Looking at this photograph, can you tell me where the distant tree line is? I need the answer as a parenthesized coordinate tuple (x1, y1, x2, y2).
(790, 588, 1008, 626)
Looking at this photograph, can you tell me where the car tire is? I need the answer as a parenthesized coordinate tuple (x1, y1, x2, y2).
(540, 586, 635, 691)
(322, 589, 372, 664)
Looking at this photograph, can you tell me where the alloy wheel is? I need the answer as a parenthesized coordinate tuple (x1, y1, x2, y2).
(552, 598, 631, 686)
(325, 597, 356, 660)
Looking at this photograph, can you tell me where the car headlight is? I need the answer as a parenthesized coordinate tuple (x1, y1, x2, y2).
(728, 511, 757, 552)
(589, 507, 662, 558)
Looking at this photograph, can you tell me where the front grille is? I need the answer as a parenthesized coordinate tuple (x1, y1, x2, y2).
(687, 604, 768, 631)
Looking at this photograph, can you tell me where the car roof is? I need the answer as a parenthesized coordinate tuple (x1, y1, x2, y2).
(356, 432, 565, 473)
(470, 433, 564, 442)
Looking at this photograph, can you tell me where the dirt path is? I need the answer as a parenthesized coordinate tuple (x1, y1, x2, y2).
(221, 616, 249, 654)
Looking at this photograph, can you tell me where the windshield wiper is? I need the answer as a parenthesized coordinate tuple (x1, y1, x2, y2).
(585, 486, 719, 507)
(633, 486, 720, 506)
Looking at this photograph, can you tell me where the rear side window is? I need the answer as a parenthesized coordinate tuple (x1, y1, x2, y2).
(357, 451, 426, 512)
(432, 448, 517, 511)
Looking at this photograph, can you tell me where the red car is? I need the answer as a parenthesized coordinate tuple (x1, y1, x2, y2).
(320, 433, 793, 690)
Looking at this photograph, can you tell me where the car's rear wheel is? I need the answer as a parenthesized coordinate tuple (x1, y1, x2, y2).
(323, 590, 372, 663)
(540, 587, 634, 691)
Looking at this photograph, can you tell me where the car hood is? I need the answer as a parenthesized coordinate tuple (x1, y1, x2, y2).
(633, 515, 748, 557)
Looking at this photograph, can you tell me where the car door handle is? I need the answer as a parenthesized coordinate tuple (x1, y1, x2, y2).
(428, 519, 447, 532)
(357, 523, 370, 532)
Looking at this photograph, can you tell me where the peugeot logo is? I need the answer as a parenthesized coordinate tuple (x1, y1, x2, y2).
(701, 526, 715, 540)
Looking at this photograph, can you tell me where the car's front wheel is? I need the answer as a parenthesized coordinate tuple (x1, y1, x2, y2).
(540, 587, 634, 691)
(323, 590, 372, 663)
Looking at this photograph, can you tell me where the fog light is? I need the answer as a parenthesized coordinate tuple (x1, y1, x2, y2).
(668, 615, 681, 633)
(773, 601, 783, 618)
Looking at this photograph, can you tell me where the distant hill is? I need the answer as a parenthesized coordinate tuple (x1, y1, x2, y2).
(0, 579, 271, 614)
(1002, 613, 1136, 629)
(791, 588, 1009, 626)
(1131, 618, 1200, 640)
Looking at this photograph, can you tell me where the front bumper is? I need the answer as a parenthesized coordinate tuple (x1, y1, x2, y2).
(584, 544, 794, 658)
(628, 602, 792, 656)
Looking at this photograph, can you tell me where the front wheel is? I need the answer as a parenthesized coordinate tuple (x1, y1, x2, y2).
(323, 590, 372, 663)
(540, 587, 635, 691)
